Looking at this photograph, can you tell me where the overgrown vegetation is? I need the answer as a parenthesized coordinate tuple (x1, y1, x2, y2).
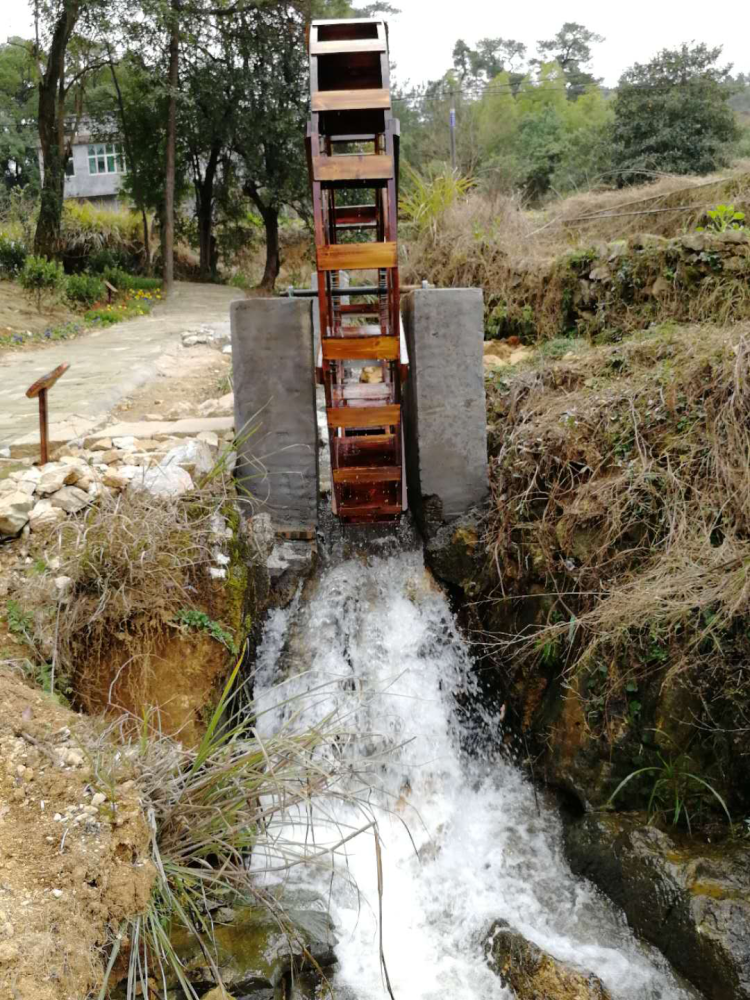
(479, 322, 750, 826)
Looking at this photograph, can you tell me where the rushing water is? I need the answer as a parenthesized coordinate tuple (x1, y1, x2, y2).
(253, 549, 695, 1000)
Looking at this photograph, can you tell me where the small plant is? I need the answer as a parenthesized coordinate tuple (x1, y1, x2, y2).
(399, 163, 475, 236)
(65, 271, 106, 308)
(175, 606, 237, 653)
(0, 234, 27, 275)
(697, 204, 746, 233)
(18, 255, 65, 312)
(607, 731, 731, 833)
(6, 599, 33, 643)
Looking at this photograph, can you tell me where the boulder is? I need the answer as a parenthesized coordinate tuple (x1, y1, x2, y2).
(36, 463, 77, 495)
(49, 485, 92, 514)
(564, 813, 750, 1000)
(484, 920, 612, 999)
(161, 439, 215, 477)
(197, 431, 220, 449)
(169, 901, 335, 996)
(680, 233, 707, 253)
(0, 490, 34, 536)
(29, 499, 66, 532)
(103, 468, 133, 491)
(134, 464, 194, 497)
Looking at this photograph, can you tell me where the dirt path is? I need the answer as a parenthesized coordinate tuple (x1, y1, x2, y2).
(0, 282, 239, 448)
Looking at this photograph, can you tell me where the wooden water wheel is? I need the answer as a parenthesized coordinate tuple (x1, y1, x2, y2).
(306, 17, 406, 524)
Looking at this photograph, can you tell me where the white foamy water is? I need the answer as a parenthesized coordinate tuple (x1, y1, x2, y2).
(253, 550, 694, 1000)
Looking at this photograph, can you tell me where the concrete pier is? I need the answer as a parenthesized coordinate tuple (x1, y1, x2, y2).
(231, 298, 318, 530)
(402, 288, 489, 535)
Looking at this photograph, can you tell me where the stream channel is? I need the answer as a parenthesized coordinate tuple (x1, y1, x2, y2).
(252, 545, 697, 999)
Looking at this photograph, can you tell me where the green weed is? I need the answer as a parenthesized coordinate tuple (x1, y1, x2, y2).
(175, 607, 237, 654)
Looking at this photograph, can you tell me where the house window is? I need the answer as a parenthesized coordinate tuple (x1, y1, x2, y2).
(65, 158, 75, 177)
(88, 143, 127, 175)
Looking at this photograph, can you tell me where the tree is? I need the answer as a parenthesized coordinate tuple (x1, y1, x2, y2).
(452, 37, 526, 84)
(229, 3, 310, 289)
(0, 39, 40, 192)
(536, 22, 603, 98)
(612, 43, 740, 181)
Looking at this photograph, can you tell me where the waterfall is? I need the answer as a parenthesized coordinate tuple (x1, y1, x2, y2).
(253, 549, 694, 1000)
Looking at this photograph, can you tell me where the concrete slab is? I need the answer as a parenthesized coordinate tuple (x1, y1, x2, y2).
(232, 298, 318, 529)
(402, 288, 489, 535)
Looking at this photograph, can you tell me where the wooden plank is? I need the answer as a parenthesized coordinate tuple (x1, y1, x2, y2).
(322, 336, 399, 361)
(311, 39, 386, 55)
(317, 242, 397, 271)
(327, 404, 400, 429)
(333, 466, 402, 484)
(313, 154, 393, 183)
(26, 362, 70, 399)
(312, 88, 390, 112)
(338, 503, 402, 517)
(336, 433, 395, 454)
(335, 204, 378, 225)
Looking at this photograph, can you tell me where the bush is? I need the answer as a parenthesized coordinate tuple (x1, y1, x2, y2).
(18, 255, 64, 312)
(87, 247, 132, 273)
(0, 235, 28, 276)
(101, 265, 161, 292)
(65, 271, 106, 308)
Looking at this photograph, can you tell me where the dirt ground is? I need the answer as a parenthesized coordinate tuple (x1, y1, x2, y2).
(0, 669, 154, 1000)
(109, 341, 231, 423)
(0, 281, 79, 343)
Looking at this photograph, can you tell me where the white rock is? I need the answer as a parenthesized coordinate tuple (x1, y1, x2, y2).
(134, 464, 194, 497)
(54, 576, 73, 594)
(0, 447, 10, 459)
(51, 889, 63, 899)
(29, 500, 66, 532)
(198, 392, 234, 417)
(222, 345, 232, 355)
(91, 439, 113, 452)
(112, 436, 136, 450)
(36, 463, 76, 495)
(197, 431, 219, 449)
(50, 486, 91, 514)
(21, 468, 42, 484)
(90, 792, 106, 807)
(161, 439, 215, 476)
(102, 469, 131, 491)
(16, 479, 38, 497)
(0, 491, 34, 536)
(164, 401, 195, 420)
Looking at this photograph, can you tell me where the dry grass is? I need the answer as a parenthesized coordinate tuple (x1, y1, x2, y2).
(402, 164, 750, 341)
(483, 323, 750, 685)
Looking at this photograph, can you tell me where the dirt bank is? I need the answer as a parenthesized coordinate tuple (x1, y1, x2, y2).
(0, 670, 153, 1000)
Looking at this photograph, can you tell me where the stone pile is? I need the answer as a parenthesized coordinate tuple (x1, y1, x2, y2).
(0, 430, 235, 540)
(181, 324, 231, 352)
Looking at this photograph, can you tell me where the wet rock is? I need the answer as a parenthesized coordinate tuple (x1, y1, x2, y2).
(0, 490, 34, 537)
(266, 541, 316, 606)
(564, 812, 750, 1000)
(170, 903, 335, 995)
(425, 509, 487, 593)
(244, 513, 275, 564)
(484, 920, 612, 999)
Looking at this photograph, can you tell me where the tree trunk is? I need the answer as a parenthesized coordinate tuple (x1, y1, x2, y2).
(141, 210, 151, 273)
(163, 2, 180, 295)
(196, 143, 220, 282)
(34, 0, 81, 258)
(258, 204, 280, 291)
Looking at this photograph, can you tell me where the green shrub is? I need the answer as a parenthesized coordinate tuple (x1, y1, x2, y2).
(65, 271, 106, 308)
(88, 247, 132, 273)
(0, 235, 28, 276)
(101, 265, 161, 292)
(18, 255, 64, 312)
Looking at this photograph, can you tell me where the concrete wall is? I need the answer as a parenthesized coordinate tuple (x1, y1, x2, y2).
(39, 144, 124, 202)
(402, 288, 489, 534)
(231, 298, 318, 530)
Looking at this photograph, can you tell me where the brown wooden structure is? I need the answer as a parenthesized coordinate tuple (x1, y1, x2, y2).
(25, 362, 70, 465)
(306, 17, 406, 523)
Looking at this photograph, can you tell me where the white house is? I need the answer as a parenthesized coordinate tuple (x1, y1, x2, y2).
(38, 125, 127, 209)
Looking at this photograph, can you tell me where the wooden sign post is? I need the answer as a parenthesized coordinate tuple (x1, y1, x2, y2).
(25, 363, 70, 465)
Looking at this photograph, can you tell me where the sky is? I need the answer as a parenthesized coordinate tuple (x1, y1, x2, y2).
(2, 0, 748, 88)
